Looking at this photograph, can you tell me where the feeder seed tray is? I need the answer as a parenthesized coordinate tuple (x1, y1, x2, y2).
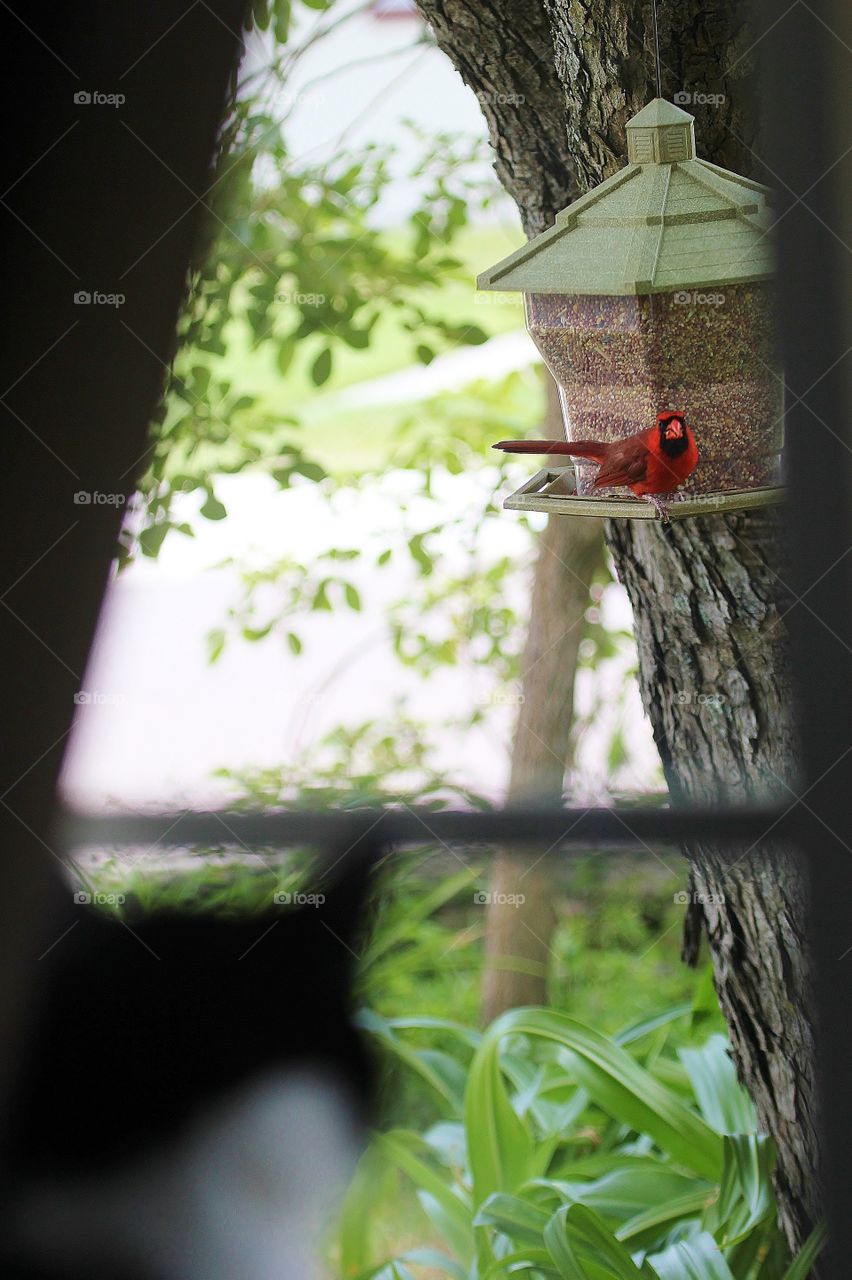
(504, 466, 785, 521)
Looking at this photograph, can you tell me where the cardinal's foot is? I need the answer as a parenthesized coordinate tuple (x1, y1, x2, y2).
(645, 494, 671, 523)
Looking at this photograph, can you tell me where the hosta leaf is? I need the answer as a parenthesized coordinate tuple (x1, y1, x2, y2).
(616, 1188, 711, 1246)
(483, 1010, 722, 1182)
(417, 1192, 475, 1269)
(474, 1193, 550, 1243)
(396, 1249, 466, 1280)
(338, 1145, 393, 1277)
(544, 1204, 652, 1279)
(465, 1028, 536, 1206)
(530, 1165, 708, 1226)
(374, 1130, 472, 1265)
(649, 1230, 737, 1280)
(480, 1248, 555, 1280)
(680, 1035, 756, 1135)
(423, 1121, 467, 1170)
(615, 1005, 692, 1046)
(357, 1011, 467, 1112)
(706, 1134, 775, 1246)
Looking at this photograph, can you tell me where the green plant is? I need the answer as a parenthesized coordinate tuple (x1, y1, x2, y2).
(339, 1006, 825, 1279)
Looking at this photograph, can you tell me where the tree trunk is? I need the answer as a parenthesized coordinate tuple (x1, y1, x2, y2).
(482, 378, 604, 1022)
(607, 513, 816, 1249)
(416, 0, 817, 1250)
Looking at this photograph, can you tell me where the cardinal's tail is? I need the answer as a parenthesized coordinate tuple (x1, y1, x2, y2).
(493, 439, 606, 462)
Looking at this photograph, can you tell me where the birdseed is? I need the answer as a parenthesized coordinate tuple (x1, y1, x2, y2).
(525, 284, 783, 496)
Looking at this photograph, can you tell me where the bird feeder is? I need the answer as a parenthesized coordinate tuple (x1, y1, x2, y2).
(478, 99, 785, 519)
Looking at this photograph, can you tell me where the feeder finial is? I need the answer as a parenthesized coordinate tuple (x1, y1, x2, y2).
(626, 97, 696, 164)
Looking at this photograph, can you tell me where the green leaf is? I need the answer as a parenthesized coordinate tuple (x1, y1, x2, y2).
(344, 582, 362, 611)
(706, 1134, 775, 1247)
(293, 458, 327, 482)
(207, 628, 226, 664)
(407, 533, 434, 576)
(395, 1249, 466, 1280)
(191, 364, 211, 396)
(474, 1193, 549, 1243)
(251, 0, 271, 29)
(616, 1188, 711, 1246)
(345, 326, 372, 350)
(615, 1005, 692, 1047)
(680, 1035, 756, 1135)
(416, 343, 435, 365)
(338, 1144, 392, 1277)
(277, 338, 296, 376)
(480, 1249, 554, 1280)
(533, 1165, 708, 1230)
(359, 1009, 467, 1112)
(482, 1010, 723, 1182)
(273, 0, 291, 42)
(415, 1195, 475, 1273)
(544, 1204, 650, 1279)
(781, 1222, 827, 1280)
(464, 1028, 536, 1208)
(374, 1131, 474, 1267)
(138, 523, 169, 558)
(310, 346, 333, 385)
(649, 1231, 736, 1280)
(200, 492, 227, 521)
(241, 624, 273, 642)
(286, 631, 302, 655)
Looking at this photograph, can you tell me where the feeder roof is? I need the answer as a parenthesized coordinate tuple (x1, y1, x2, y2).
(477, 98, 774, 296)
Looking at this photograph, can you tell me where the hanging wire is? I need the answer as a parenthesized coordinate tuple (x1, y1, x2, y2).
(650, 0, 663, 99)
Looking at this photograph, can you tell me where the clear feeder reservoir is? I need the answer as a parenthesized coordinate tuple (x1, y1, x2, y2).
(524, 286, 782, 495)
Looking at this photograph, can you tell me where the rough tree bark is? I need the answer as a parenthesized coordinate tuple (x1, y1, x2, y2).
(483, 378, 604, 1022)
(416, 0, 817, 1251)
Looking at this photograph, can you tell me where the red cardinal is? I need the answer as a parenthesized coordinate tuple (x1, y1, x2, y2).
(494, 411, 698, 521)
